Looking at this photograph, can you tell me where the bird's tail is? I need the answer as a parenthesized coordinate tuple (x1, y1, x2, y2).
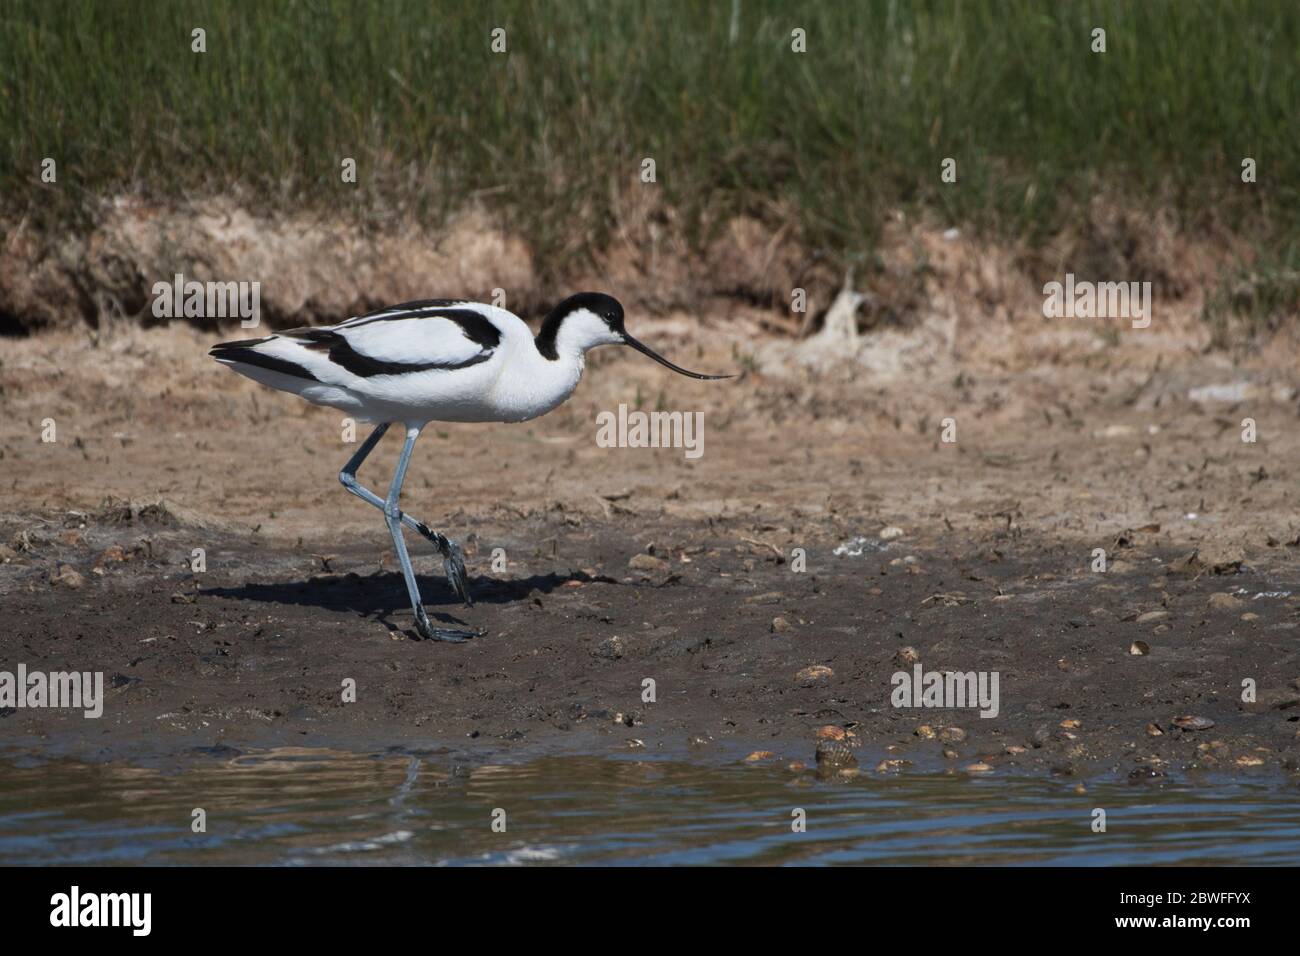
(209, 335, 320, 382)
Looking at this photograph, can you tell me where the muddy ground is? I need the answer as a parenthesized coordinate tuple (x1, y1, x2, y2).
(2, 312, 1300, 780)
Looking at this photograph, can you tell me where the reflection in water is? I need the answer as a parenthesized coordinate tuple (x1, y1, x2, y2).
(2, 749, 1298, 865)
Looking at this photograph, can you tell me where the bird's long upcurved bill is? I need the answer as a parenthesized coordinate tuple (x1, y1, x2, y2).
(622, 333, 733, 380)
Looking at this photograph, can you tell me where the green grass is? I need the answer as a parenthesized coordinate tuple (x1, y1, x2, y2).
(1204, 242, 1300, 347)
(1, 0, 1296, 273)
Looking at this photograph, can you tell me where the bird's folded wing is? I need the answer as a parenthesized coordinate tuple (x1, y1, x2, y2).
(289, 306, 503, 380)
(212, 303, 505, 385)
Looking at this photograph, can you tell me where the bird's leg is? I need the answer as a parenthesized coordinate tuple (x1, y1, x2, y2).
(339, 423, 472, 607)
(404, 519, 472, 607)
(338, 423, 391, 508)
(384, 426, 478, 643)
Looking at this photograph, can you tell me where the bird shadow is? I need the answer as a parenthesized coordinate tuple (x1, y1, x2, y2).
(202, 569, 617, 639)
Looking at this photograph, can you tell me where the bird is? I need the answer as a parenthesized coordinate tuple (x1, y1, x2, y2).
(210, 292, 730, 642)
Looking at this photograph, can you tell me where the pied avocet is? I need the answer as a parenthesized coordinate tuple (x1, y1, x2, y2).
(210, 293, 730, 642)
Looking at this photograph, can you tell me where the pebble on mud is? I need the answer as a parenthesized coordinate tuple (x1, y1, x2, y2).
(1169, 546, 1244, 577)
(770, 616, 793, 633)
(593, 636, 625, 660)
(1172, 715, 1215, 731)
(938, 726, 967, 743)
(963, 762, 994, 773)
(95, 545, 127, 566)
(1129, 640, 1150, 655)
(888, 557, 923, 575)
(915, 724, 937, 739)
(627, 553, 668, 572)
(894, 645, 921, 666)
(879, 525, 905, 541)
(1146, 722, 1164, 736)
(795, 664, 834, 686)
(1208, 592, 1244, 610)
(50, 564, 85, 589)
(1136, 610, 1168, 623)
(744, 751, 776, 762)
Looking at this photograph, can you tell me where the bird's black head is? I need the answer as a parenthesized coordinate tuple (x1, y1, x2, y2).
(535, 291, 730, 380)
(536, 292, 623, 359)
(560, 292, 624, 332)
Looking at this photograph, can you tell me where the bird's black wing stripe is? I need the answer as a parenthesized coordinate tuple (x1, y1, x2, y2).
(342, 307, 504, 354)
(213, 335, 275, 348)
(356, 298, 464, 318)
(209, 343, 322, 383)
(438, 309, 503, 349)
(293, 328, 494, 377)
(344, 301, 467, 327)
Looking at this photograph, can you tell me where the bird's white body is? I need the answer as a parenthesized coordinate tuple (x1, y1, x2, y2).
(210, 291, 727, 642)
(213, 300, 624, 426)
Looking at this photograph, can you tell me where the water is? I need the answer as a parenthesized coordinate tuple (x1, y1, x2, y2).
(2, 748, 1298, 865)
